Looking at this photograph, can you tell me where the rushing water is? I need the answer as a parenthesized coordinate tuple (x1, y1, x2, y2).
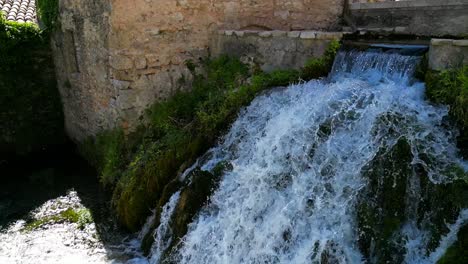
(139, 48, 467, 264)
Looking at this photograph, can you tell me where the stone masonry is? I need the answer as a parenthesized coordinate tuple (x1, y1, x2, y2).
(53, 0, 345, 141)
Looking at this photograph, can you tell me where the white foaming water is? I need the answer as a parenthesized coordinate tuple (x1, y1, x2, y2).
(146, 49, 467, 263)
(403, 209, 468, 264)
(148, 191, 181, 264)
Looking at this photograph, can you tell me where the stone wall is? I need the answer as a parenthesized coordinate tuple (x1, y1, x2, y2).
(52, 0, 345, 140)
(349, 0, 468, 37)
(212, 30, 344, 72)
(52, 0, 113, 141)
(429, 39, 468, 71)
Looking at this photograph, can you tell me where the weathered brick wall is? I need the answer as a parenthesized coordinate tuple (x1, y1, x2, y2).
(53, 0, 344, 140)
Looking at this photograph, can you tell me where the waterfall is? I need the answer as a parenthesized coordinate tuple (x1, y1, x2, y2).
(142, 47, 467, 264)
(148, 191, 181, 264)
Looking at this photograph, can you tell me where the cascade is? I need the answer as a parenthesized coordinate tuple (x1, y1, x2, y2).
(137, 47, 468, 264)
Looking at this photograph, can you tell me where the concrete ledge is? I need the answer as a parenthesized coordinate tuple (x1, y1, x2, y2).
(349, 0, 468, 37)
(218, 30, 346, 40)
(350, 0, 468, 10)
(429, 38, 468, 70)
(212, 30, 345, 73)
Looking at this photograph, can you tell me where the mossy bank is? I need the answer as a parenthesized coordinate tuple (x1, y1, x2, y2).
(424, 66, 468, 263)
(80, 41, 341, 233)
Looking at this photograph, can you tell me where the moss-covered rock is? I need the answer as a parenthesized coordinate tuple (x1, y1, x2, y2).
(169, 169, 221, 247)
(23, 208, 93, 232)
(357, 138, 412, 263)
(357, 135, 468, 263)
(438, 224, 468, 264)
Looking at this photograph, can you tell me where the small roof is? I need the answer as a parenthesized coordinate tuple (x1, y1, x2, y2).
(0, 0, 37, 23)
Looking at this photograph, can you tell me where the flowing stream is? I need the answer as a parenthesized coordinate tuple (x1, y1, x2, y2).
(139, 47, 467, 264)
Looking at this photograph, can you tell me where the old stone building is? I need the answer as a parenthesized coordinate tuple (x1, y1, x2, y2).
(52, 0, 345, 140)
(51, 0, 468, 141)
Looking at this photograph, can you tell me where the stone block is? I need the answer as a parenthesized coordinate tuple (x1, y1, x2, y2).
(394, 27, 407, 34)
(234, 31, 245, 37)
(135, 57, 147, 69)
(259, 31, 272, 38)
(315, 32, 342, 40)
(110, 55, 133, 70)
(117, 89, 137, 110)
(431, 39, 454, 46)
(271, 30, 287, 37)
(287, 31, 301, 38)
(111, 79, 131, 90)
(453, 40, 468, 47)
(300, 31, 316, 39)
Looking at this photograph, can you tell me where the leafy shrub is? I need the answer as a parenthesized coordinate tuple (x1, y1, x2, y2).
(425, 66, 468, 158)
(37, 0, 59, 30)
(301, 39, 341, 80)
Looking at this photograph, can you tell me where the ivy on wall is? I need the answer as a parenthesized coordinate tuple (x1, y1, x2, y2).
(37, 0, 59, 30)
(0, 15, 64, 157)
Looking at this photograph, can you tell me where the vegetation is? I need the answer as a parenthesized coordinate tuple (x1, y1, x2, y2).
(81, 40, 340, 232)
(425, 66, 467, 158)
(23, 208, 93, 232)
(0, 14, 64, 157)
(37, 0, 59, 31)
(423, 66, 468, 262)
(357, 137, 468, 263)
(301, 39, 340, 80)
(438, 224, 468, 264)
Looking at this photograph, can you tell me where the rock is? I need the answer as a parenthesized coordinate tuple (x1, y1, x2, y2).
(453, 40, 468, 47)
(431, 39, 454, 46)
(300, 31, 316, 39)
(134, 57, 147, 70)
(110, 56, 134, 70)
(259, 31, 272, 38)
(271, 30, 287, 37)
(287, 31, 301, 38)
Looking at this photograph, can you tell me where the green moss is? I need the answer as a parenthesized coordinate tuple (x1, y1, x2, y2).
(80, 56, 303, 231)
(301, 40, 341, 80)
(357, 138, 412, 263)
(425, 66, 468, 158)
(357, 133, 468, 263)
(0, 14, 64, 157)
(23, 208, 93, 232)
(416, 63, 468, 264)
(82, 50, 342, 233)
(37, 0, 59, 31)
(79, 129, 127, 187)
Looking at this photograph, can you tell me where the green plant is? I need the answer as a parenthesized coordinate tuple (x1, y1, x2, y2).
(301, 39, 341, 80)
(37, 0, 59, 31)
(23, 208, 93, 232)
(81, 56, 303, 231)
(0, 14, 64, 157)
(79, 129, 128, 187)
(425, 66, 468, 158)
